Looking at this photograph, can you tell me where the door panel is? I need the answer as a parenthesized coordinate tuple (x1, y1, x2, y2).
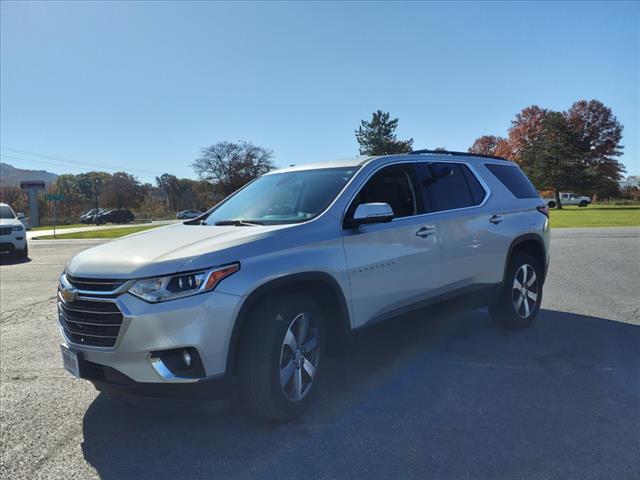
(341, 163, 443, 328)
(417, 161, 495, 288)
(431, 208, 491, 287)
(342, 217, 440, 328)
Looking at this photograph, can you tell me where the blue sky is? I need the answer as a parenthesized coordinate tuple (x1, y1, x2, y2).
(1, 1, 638, 183)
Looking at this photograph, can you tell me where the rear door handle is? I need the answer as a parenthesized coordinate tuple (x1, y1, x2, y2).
(490, 215, 504, 224)
(415, 226, 436, 238)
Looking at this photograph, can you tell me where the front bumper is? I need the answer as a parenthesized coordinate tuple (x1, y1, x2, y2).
(79, 357, 237, 400)
(59, 289, 245, 387)
(0, 233, 26, 252)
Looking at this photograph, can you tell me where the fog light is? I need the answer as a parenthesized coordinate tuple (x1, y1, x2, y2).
(150, 347, 205, 379)
(182, 349, 192, 367)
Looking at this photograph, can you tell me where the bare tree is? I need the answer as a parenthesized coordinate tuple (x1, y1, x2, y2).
(192, 141, 274, 195)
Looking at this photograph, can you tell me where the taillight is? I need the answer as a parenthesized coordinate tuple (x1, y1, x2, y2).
(536, 204, 549, 217)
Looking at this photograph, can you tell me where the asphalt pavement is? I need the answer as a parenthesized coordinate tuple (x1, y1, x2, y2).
(1, 228, 639, 479)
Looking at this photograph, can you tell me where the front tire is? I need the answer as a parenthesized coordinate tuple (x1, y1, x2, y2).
(16, 244, 28, 259)
(579, 201, 588, 207)
(490, 252, 543, 329)
(238, 293, 324, 419)
(547, 201, 556, 208)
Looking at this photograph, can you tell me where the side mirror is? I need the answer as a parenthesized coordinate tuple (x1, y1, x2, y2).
(350, 202, 394, 226)
(16, 212, 25, 219)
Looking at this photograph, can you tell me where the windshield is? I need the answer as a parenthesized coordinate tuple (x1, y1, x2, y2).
(0, 205, 16, 219)
(203, 167, 358, 225)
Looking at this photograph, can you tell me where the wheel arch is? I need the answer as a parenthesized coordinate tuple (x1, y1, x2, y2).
(226, 272, 351, 374)
(503, 234, 547, 285)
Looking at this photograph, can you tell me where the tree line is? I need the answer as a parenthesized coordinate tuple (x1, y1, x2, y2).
(0, 98, 633, 223)
(0, 171, 221, 223)
(0, 142, 275, 223)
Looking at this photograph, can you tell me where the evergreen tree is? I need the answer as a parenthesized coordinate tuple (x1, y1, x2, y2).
(355, 110, 413, 155)
(520, 112, 594, 209)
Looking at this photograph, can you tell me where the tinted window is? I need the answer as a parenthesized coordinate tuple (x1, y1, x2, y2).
(422, 163, 475, 212)
(485, 163, 539, 199)
(462, 166, 486, 205)
(351, 164, 418, 218)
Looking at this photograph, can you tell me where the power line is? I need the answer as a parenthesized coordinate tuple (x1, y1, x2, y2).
(0, 146, 170, 176)
(0, 153, 163, 184)
(1, 153, 86, 170)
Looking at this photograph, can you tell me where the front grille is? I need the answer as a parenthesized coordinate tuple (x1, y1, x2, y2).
(65, 275, 127, 292)
(58, 296, 123, 347)
(0, 227, 11, 236)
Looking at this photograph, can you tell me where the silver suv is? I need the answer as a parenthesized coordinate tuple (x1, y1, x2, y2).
(59, 150, 550, 418)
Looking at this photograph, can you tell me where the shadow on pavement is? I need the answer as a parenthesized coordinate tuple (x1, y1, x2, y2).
(81, 307, 640, 480)
(0, 253, 31, 265)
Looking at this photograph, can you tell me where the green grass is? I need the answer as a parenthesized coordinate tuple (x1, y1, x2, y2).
(37, 225, 162, 239)
(32, 220, 154, 230)
(550, 204, 640, 228)
(31, 223, 86, 231)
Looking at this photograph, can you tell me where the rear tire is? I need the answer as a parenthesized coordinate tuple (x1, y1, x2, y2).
(490, 252, 542, 329)
(238, 293, 324, 419)
(547, 201, 556, 208)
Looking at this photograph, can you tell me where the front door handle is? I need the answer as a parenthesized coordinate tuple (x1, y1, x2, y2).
(415, 226, 436, 238)
(490, 214, 504, 224)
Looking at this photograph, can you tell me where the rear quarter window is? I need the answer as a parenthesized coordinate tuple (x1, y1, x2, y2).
(485, 163, 539, 199)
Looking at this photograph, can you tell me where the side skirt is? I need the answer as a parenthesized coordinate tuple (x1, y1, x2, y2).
(357, 282, 503, 331)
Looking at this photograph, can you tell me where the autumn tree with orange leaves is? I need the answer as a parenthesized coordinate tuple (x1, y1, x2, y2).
(469, 100, 625, 198)
(469, 135, 512, 158)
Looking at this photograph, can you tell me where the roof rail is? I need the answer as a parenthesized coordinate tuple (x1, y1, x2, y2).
(409, 149, 509, 162)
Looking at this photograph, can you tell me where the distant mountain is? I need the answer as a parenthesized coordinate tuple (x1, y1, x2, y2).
(0, 162, 58, 187)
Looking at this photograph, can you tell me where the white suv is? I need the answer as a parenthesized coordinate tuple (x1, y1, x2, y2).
(59, 151, 550, 418)
(0, 203, 28, 258)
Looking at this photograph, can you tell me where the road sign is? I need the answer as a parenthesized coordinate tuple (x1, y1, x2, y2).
(45, 193, 65, 201)
(20, 181, 45, 190)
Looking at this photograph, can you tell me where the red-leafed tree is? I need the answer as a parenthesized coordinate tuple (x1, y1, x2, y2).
(469, 135, 512, 159)
(507, 105, 548, 161)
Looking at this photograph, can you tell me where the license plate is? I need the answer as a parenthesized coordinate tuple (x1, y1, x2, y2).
(60, 345, 80, 378)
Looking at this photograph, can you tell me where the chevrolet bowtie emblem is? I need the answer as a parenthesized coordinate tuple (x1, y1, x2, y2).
(60, 287, 78, 303)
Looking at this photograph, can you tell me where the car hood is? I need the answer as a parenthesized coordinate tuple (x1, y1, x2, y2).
(0, 218, 19, 227)
(66, 222, 290, 279)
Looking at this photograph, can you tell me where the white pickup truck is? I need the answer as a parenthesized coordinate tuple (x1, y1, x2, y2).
(543, 192, 591, 208)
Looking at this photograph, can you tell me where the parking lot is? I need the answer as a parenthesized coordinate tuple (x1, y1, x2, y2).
(1, 228, 639, 479)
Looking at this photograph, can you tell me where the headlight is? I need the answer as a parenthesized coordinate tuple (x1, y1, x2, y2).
(12, 225, 23, 231)
(128, 263, 240, 303)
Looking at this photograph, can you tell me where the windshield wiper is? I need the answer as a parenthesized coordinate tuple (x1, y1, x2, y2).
(213, 219, 264, 226)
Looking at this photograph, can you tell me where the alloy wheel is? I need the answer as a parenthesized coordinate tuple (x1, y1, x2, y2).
(279, 312, 320, 402)
(512, 264, 539, 318)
